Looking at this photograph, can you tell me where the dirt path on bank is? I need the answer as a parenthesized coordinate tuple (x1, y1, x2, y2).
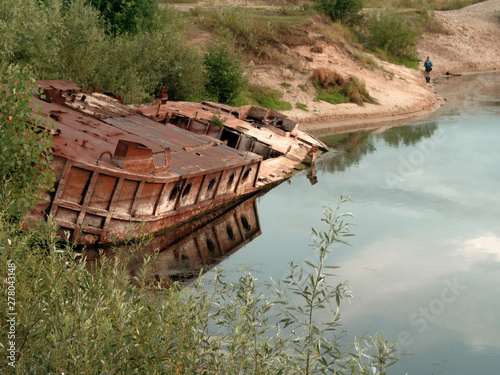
(250, 0, 500, 133)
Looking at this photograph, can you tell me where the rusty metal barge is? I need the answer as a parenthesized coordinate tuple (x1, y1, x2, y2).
(29, 80, 327, 245)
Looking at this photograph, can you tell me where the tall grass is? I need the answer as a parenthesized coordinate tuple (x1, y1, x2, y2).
(312, 68, 377, 106)
(238, 84, 293, 111)
(363, 7, 420, 67)
(191, 7, 314, 64)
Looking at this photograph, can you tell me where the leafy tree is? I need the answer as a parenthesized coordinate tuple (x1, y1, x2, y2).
(314, 0, 363, 25)
(0, 0, 64, 76)
(203, 38, 247, 105)
(365, 8, 419, 64)
(0, 66, 55, 220)
(90, 30, 206, 103)
(0, 0, 206, 103)
(85, 0, 158, 36)
(60, 0, 106, 88)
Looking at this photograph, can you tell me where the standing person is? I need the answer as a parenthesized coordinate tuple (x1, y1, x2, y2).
(424, 56, 433, 83)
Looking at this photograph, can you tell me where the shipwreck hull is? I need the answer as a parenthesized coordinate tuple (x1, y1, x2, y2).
(28, 80, 326, 245)
(85, 193, 262, 287)
(33, 153, 263, 245)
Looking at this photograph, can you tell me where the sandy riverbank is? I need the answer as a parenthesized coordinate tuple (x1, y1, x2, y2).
(255, 0, 500, 134)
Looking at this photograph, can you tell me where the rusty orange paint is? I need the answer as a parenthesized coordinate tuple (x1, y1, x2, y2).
(26, 81, 327, 245)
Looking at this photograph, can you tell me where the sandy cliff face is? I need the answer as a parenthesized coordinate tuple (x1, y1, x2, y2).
(252, 0, 500, 132)
(179, 0, 500, 131)
(419, 0, 500, 74)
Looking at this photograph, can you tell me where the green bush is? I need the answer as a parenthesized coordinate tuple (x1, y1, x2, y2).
(85, 0, 158, 36)
(365, 8, 420, 65)
(312, 68, 377, 106)
(0, 0, 64, 77)
(0, 193, 398, 374)
(204, 38, 247, 104)
(239, 84, 293, 111)
(59, 0, 106, 87)
(0, 0, 205, 103)
(314, 0, 363, 25)
(0, 67, 55, 220)
(90, 30, 206, 103)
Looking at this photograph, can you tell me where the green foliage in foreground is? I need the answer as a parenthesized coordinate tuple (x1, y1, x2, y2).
(0, 67, 55, 220)
(0, 196, 398, 374)
(0, 0, 205, 103)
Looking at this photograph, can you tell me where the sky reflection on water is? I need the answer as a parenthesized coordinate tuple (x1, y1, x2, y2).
(209, 73, 500, 374)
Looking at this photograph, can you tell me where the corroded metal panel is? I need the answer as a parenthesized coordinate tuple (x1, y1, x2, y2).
(155, 181, 181, 214)
(178, 176, 203, 208)
(197, 171, 222, 203)
(215, 167, 241, 197)
(63, 167, 92, 205)
(114, 179, 139, 215)
(89, 174, 118, 210)
(134, 182, 163, 216)
(27, 80, 327, 245)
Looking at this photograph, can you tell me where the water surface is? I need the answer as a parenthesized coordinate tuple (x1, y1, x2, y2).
(208, 72, 500, 374)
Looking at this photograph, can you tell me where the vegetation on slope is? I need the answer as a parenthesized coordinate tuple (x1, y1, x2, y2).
(0, 0, 487, 107)
(312, 68, 378, 106)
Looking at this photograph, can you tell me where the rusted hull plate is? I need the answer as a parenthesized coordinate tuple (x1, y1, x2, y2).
(27, 81, 326, 245)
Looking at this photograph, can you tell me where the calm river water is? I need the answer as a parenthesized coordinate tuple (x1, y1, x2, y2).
(201, 72, 500, 374)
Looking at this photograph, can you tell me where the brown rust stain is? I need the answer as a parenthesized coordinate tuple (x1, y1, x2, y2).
(28, 81, 327, 245)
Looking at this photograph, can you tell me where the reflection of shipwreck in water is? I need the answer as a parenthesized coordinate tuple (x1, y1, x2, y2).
(143, 194, 260, 285)
(28, 81, 327, 245)
(87, 194, 261, 286)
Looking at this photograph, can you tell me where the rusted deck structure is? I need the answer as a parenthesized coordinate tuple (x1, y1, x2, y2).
(29, 80, 327, 245)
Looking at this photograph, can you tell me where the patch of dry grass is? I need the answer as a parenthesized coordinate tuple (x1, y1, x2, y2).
(312, 68, 377, 106)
